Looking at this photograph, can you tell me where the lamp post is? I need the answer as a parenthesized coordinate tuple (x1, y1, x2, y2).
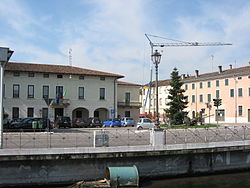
(0, 47, 13, 149)
(151, 50, 161, 129)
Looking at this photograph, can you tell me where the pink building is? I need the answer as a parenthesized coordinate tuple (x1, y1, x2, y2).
(183, 65, 250, 123)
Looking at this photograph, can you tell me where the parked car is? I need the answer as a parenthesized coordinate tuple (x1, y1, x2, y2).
(72, 118, 87, 128)
(8, 118, 51, 130)
(3, 118, 11, 129)
(86, 117, 102, 128)
(102, 118, 121, 127)
(9, 118, 31, 129)
(137, 118, 155, 130)
(55, 116, 71, 128)
(121, 117, 135, 127)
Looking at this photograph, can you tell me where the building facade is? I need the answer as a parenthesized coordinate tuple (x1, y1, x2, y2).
(184, 65, 250, 123)
(3, 62, 124, 122)
(140, 64, 250, 124)
(140, 80, 171, 123)
(117, 81, 141, 121)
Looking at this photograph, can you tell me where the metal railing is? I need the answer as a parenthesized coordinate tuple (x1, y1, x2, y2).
(2, 125, 250, 149)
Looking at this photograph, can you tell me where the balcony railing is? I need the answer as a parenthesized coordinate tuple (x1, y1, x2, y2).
(50, 99, 70, 107)
(118, 101, 142, 107)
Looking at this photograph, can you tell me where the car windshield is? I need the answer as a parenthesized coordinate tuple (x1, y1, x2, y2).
(113, 118, 119, 121)
(127, 118, 133, 120)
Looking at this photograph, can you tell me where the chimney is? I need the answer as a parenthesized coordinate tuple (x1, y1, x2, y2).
(195, 70, 199, 77)
(218, 66, 222, 73)
(181, 74, 186, 79)
(229, 64, 232, 69)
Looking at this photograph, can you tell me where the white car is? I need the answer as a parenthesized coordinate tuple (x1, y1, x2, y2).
(137, 118, 155, 130)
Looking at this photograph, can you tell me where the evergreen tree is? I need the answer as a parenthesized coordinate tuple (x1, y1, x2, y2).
(165, 68, 188, 125)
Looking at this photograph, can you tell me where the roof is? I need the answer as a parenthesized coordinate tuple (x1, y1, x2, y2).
(5, 62, 124, 78)
(143, 79, 171, 87)
(117, 81, 141, 87)
(145, 65, 250, 87)
(183, 65, 250, 83)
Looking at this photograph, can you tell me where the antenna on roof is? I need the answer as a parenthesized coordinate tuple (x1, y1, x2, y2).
(69, 48, 72, 66)
(211, 55, 214, 72)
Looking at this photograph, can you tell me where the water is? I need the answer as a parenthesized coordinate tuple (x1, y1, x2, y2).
(141, 171, 250, 188)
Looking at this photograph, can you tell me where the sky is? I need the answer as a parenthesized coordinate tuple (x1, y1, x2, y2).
(1, 0, 250, 84)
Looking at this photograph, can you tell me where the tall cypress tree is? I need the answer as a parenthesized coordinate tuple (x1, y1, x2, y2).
(165, 67, 188, 125)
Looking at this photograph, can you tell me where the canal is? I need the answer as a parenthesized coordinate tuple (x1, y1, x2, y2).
(141, 171, 250, 188)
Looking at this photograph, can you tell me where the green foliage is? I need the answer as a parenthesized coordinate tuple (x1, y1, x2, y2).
(164, 67, 188, 125)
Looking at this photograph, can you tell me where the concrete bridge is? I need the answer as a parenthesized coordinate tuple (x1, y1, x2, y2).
(1, 125, 250, 187)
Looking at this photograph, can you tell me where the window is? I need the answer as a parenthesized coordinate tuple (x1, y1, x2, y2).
(42, 108, 48, 118)
(199, 82, 203, 89)
(56, 86, 63, 99)
(238, 88, 243, 97)
(230, 89, 234, 97)
(238, 105, 243, 116)
(185, 96, 188, 103)
(207, 94, 211, 102)
(125, 111, 130, 117)
(125, 92, 130, 103)
(27, 108, 34, 117)
(100, 88, 105, 100)
(199, 94, 203, 102)
(216, 90, 220, 98)
(216, 80, 219, 87)
(238, 77, 242, 80)
(185, 84, 188, 90)
(13, 72, 20, 77)
(43, 86, 49, 99)
(43, 73, 49, 78)
(192, 95, 195, 103)
(79, 87, 84, 99)
(207, 81, 211, 88)
(225, 79, 229, 86)
(100, 76, 105, 81)
(79, 75, 84, 80)
(160, 98, 162, 106)
(13, 84, 20, 98)
(57, 74, 63, 78)
(28, 85, 34, 98)
(28, 72, 34, 77)
(192, 83, 195, 90)
(12, 107, 19, 119)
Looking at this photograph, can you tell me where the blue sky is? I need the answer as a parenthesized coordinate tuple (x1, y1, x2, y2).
(1, 0, 250, 83)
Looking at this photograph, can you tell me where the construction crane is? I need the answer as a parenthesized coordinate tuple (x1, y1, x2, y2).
(143, 33, 232, 118)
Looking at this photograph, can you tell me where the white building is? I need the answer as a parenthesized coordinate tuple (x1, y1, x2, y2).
(140, 80, 171, 123)
(3, 62, 125, 122)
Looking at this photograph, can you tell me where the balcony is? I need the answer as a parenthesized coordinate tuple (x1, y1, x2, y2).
(50, 99, 70, 108)
(118, 101, 142, 108)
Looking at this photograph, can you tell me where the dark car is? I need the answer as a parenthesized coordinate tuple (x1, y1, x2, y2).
(56, 116, 71, 128)
(87, 117, 102, 128)
(72, 118, 87, 128)
(9, 118, 51, 130)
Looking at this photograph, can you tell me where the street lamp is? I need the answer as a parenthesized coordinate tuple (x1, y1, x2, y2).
(151, 49, 161, 129)
(0, 47, 14, 149)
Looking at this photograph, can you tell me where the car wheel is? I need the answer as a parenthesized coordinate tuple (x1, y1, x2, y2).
(137, 126, 143, 130)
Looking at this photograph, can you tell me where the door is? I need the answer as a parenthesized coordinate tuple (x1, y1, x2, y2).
(55, 108, 64, 121)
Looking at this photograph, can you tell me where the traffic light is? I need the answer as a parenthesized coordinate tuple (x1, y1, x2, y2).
(213, 98, 222, 107)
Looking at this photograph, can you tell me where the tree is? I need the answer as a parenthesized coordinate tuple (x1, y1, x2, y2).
(165, 68, 188, 125)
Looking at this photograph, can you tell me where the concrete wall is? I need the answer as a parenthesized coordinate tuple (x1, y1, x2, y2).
(1, 143, 250, 187)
